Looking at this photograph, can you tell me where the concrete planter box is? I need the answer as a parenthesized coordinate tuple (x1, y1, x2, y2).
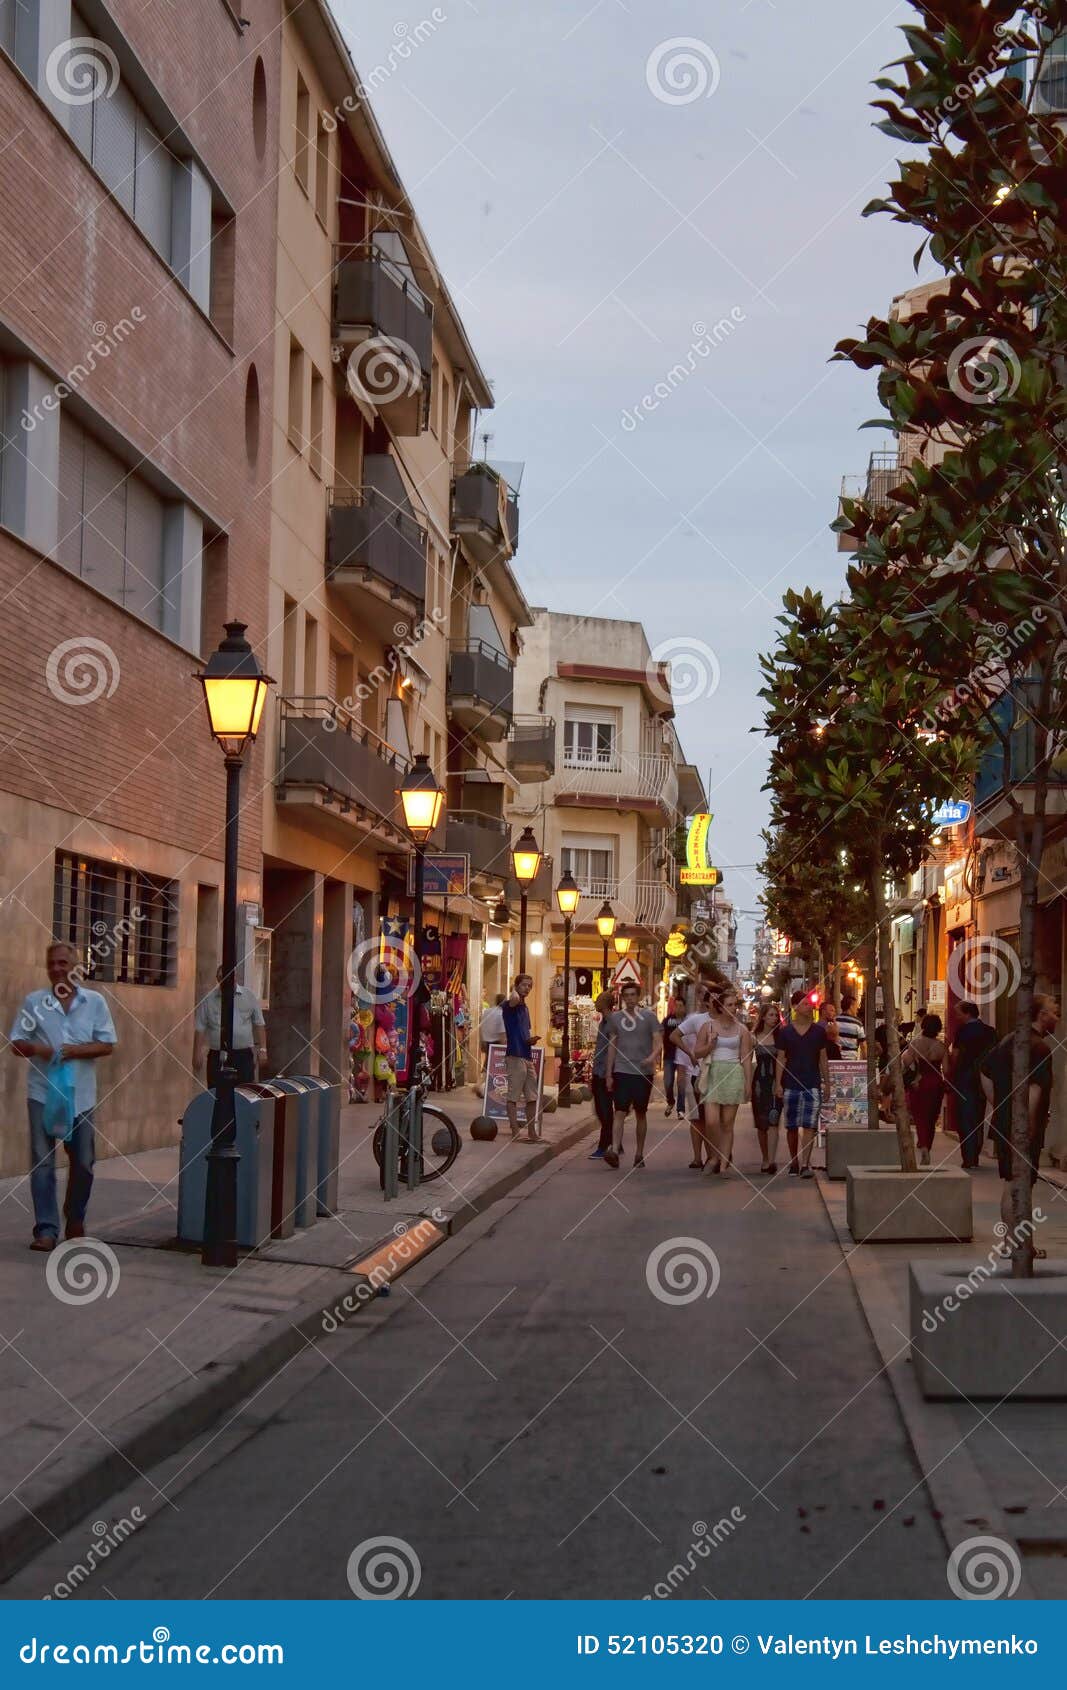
(910, 1260, 1067, 1399)
(825, 1128, 902, 1179)
(846, 1166, 972, 1243)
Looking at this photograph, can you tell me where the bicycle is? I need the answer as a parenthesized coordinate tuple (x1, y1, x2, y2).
(370, 1061, 462, 1183)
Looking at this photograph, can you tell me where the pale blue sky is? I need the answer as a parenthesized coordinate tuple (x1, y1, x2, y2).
(334, 0, 925, 960)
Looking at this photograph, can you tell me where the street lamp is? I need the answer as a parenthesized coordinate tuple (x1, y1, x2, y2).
(613, 926, 632, 957)
(196, 622, 272, 1269)
(555, 869, 581, 1108)
(595, 899, 616, 984)
(511, 825, 542, 973)
(398, 754, 445, 1086)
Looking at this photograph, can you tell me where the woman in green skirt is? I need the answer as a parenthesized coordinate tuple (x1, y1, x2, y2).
(693, 988, 753, 1174)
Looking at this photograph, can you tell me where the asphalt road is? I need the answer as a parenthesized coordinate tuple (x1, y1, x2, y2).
(49, 1111, 950, 1600)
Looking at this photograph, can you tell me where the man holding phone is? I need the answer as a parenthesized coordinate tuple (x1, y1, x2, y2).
(503, 973, 541, 1142)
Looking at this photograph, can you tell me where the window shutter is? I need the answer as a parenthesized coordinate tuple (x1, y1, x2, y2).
(80, 437, 127, 601)
(93, 80, 137, 212)
(0, 0, 16, 56)
(123, 479, 166, 627)
(327, 646, 338, 703)
(57, 414, 86, 573)
(135, 111, 173, 259)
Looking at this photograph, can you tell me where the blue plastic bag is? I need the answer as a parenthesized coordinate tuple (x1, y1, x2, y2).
(42, 1057, 76, 1143)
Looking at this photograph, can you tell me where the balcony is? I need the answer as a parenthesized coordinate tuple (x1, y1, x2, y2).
(506, 715, 556, 781)
(452, 467, 520, 564)
(556, 750, 677, 817)
(448, 640, 514, 743)
(276, 699, 408, 847)
(332, 244, 432, 434)
(836, 449, 903, 553)
(568, 877, 676, 936)
(444, 811, 511, 884)
(326, 489, 427, 643)
(974, 682, 1067, 837)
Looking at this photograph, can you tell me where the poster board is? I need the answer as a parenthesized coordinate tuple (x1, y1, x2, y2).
(483, 1043, 545, 1127)
(824, 1059, 868, 1126)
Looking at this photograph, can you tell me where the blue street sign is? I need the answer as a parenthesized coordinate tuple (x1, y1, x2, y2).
(931, 799, 971, 827)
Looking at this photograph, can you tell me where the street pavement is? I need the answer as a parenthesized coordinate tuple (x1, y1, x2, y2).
(11, 1107, 959, 1601)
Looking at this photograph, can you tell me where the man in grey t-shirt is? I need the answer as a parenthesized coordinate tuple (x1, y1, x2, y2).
(603, 981, 660, 1170)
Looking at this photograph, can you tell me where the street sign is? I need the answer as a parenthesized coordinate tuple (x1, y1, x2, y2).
(680, 867, 719, 886)
(692, 900, 711, 920)
(932, 799, 971, 827)
(611, 956, 644, 991)
(408, 853, 470, 897)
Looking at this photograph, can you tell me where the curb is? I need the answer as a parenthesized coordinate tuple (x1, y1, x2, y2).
(813, 1172, 1037, 1598)
(0, 1110, 597, 1584)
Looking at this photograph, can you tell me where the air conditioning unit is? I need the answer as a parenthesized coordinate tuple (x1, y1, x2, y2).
(1033, 56, 1067, 115)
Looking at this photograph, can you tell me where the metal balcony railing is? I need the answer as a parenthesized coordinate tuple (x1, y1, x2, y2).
(327, 488, 427, 606)
(506, 715, 556, 779)
(277, 698, 407, 835)
(559, 749, 675, 807)
(448, 639, 514, 718)
(332, 243, 433, 376)
(453, 467, 520, 555)
(444, 810, 512, 880)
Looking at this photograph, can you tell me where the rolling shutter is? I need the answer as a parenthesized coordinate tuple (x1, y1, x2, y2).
(80, 437, 127, 601)
(93, 80, 137, 212)
(56, 414, 86, 573)
(123, 478, 166, 627)
(135, 110, 173, 259)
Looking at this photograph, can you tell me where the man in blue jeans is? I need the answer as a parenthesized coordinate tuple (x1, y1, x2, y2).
(9, 941, 117, 1251)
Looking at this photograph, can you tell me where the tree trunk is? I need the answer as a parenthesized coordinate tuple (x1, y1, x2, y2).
(1009, 809, 1044, 1279)
(864, 936, 878, 1131)
(831, 924, 842, 1008)
(871, 863, 917, 1173)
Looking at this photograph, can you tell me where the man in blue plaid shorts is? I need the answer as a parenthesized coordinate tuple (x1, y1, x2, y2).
(773, 989, 830, 1178)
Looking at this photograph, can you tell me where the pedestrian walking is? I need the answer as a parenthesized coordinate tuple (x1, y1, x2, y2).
(818, 1000, 842, 1061)
(589, 989, 617, 1159)
(603, 981, 660, 1169)
(751, 1002, 782, 1173)
(901, 1013, 947, 1166)
(661, 988, 688, 1119)
(671, 984, 712, 1169)
(480, 993, 506, 1074)
(980, 995, 1059, 1245)
(9, 941, 117, 1250)
(503, 973, 541, 1142)
(692, 988, 753, 1175)
(774, 989, 830, 1177)
(946, 1000, 996, 1169)
(193, 965, 267, 1085)
(836, 993, 865, 1058)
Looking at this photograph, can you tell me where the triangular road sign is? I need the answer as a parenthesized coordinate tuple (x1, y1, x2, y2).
(611, 956, 644, 991)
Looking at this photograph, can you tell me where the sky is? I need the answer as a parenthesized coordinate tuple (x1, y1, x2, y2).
(333, 0, 931, 966)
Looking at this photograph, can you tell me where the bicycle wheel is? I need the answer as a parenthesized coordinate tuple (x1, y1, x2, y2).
(371, 1106, 461, 1182)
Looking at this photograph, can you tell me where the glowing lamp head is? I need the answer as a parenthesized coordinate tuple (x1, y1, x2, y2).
(555, 869, 581, 918)
(613, 927, 632, 956)
(198, 622, 272, 759)
(595, 900, 616, 941)
(398, 753, 445, 843)
(511, 826, 542, 887)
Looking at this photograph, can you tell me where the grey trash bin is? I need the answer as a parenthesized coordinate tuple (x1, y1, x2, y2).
(177, 1084, 279, 1250)
(294, 1075, 341, 1215)
(271, 1077, 316, 1228)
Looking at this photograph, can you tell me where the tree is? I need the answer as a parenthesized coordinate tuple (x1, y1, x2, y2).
(833, 0, 1067, 1273)
(760, 589, 972, 1168)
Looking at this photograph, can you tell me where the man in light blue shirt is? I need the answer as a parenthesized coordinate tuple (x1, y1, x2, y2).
(9, 941, 117, 1250)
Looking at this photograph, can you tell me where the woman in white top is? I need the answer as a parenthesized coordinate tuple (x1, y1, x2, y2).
(693, 988, 753, 1175)
(670, 987, 712, 1169)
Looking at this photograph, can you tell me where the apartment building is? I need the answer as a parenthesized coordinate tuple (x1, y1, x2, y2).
(262, 1, 530, 1088)
(507, 611, 700, 1072)
(0, 1, 280, 1169)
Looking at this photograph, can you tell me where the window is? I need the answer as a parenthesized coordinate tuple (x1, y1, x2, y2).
(563, 709, 619, 770)
(303, 612, 318, 694)
(53, 851, 178, 987)
(314, 116, 330, 225)
(294, 73, 310, 193)
(287, 335, 304, 451)
(430, 357, 441, 437)
(561, 840, 615, 896)
(57, 413, 169, 629)
(440, 372, 452, 457)
(308, 366, 324, 478)
(281, 595, 298, 696)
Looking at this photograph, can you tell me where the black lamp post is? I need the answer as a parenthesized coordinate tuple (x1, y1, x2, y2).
(595, 899, 616, 985)
(196, 622, 272, 1269)
(398, 754, 445, 1087)
(511, 826, 542, 973)
(555, 869, 581, 1107)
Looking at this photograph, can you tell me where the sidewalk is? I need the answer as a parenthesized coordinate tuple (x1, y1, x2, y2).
(817, 1130, 1067, 1599)
(0, 1086, 596, 1580)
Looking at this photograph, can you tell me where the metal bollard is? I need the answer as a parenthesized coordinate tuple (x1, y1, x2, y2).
(404, 1085, 423, 1193)
(381, 1090, 400, 1201)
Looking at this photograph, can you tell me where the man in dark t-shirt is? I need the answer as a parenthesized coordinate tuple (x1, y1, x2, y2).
(774, 991, 829, 1178)
(981, 996, 1059, 1238)
(948, 1001, 996, 1168)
